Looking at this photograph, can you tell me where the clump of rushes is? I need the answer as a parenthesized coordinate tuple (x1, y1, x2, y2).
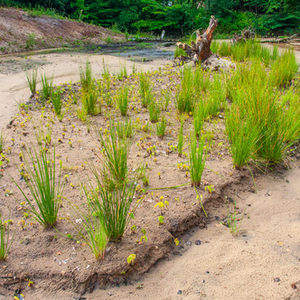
(162, 91, 170, 111)
(80, 61, 93, 92)
(115, 120, 133, 139)
(0, 213, 13, 260)
(40, 73, 53, 102)
(88, 180, 137, 241)
(176, 66, 196, 114)
(72, 198, 108, 260)
(51, 89, 63, 120)
(149, 100, 160, 123)
(81, 86, 100, 115)
(117, 65, 128, 80)
(14, 146, 64, 228)
(97, 127, 128, 190)
(193, 103, 205, 137)
(177, 119, 184, 156)
(189, 134, 207, 187)
(269, 49, 298, 88)
(26, 68, 38, 95)
(139, 73, 152, 108)
(225, 105, 258, 168)
(118, 85, 129, 116)
(156, 116, 167, 138)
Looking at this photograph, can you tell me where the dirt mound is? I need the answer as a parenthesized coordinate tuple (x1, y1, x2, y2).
(0, 7, 124, 54)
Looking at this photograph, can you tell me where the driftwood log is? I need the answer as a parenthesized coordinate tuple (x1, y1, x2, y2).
(232, 28, 255, 44)
(260, 33, 298, 44)
(175, 16, 235, 71)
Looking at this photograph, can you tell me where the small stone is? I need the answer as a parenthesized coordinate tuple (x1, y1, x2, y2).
(185, 241, 192, 246)
(195, 240, 202, 246)
(177, 290, 183, 295)
(274, 277, 280, 282)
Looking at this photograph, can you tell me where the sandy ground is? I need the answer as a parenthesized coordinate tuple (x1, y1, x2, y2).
(24, 162, 300, 300)
(86, 164, 300, 300)
(0, 48, 299, 300)
(0, 52, 168, 129)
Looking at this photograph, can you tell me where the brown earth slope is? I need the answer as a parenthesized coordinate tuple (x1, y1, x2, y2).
(0, 7, 124, 54)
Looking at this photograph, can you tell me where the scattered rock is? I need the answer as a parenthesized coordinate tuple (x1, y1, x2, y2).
(195, 240, 202, 246)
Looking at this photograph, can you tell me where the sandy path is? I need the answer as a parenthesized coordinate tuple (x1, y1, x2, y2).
(0, 52, 168, 129)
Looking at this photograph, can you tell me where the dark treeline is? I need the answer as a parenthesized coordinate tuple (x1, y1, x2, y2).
(0, 0, 299, 36)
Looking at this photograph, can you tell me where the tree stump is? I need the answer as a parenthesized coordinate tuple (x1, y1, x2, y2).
(176, 16, 218, 64)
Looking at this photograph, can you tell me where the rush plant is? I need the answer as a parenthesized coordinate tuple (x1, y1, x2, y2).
(14, 146, 64, 228)
(189, 134, 206, 187)
(26, 69, 38, 95)
(0, 213, 13, 260)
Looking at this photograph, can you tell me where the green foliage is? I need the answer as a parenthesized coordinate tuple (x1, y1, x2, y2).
(177, 119, 184, 156)
(26, 69, 38, 95)
(40, 73, 53, 102)
(225, 60, 300, 166)
(4, 0, 298, 35)
(189, 134, 206, 187)
(149, 100, 160, 123)
(97, 126, 128, 190)
(269, 49, 298, 87)
(139, 73, 152, 108)
(81, 87, 100, 116)
(25, 33, 37, 49)
(156, 115, 167, 138)
(72, 200, 108, 260)
(0, 214, 13, 260)
(51, 89, 63, 120)
(14, 146, 64, 228)
(0, 131, 4, 154)
(88, 180, 137, 241)
(80, 61, 93, 92)
(117, 85, 129, 116)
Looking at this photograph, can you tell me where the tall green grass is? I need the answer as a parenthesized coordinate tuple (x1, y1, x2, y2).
(225, 61, 299, 166)
(269, 49, 298, 88)
(14, 146, 64, 228)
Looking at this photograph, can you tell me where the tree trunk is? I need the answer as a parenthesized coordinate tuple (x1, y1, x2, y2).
(176, 15, 218, 64)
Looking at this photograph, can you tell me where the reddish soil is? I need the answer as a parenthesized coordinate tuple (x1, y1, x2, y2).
(0, 7, 124, 54)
